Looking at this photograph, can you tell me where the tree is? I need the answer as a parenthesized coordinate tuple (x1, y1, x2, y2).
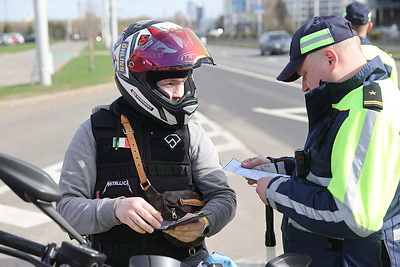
(3, 23, 12, 33)
(262, 0, 292, 32)
(85, 0, 100, 72)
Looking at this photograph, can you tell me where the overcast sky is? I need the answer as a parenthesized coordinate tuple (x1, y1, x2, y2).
(1, 0, 225, 22)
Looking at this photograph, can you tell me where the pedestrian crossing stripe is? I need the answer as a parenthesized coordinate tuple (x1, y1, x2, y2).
(0, 204, 51, 228)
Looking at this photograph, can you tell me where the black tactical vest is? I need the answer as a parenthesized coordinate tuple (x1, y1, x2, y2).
(89, 108, 197, 258)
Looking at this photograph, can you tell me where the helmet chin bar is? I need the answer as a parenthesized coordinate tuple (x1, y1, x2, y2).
(183, 104, 198, 115)
(156, 106, 178, 125)
(183, 104, 198, 125)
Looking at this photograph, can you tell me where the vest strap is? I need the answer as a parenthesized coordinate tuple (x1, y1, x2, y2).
(120, 114, 151, 191)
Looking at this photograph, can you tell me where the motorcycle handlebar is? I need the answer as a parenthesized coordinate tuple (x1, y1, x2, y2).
(0, 230, 46, 258)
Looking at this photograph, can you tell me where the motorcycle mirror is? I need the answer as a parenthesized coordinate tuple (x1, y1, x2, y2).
(0, 153, 90, 246)
(265, 253, 312, 267)
(0, 153, 61, 203)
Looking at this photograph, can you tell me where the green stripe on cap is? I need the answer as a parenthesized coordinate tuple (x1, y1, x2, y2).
(300, 28, 334, 54)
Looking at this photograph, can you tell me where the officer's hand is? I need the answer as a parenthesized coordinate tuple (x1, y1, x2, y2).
(163, 213, 205, 242)
(256, 177, 274, 205)
(241, 156, 272, 185)
(114, 197, 163, 234)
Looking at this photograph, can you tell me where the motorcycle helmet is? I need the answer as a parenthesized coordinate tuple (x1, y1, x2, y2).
(112, 20, 215, 127)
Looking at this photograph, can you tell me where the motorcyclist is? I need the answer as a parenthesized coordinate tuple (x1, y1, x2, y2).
(56, 20, 237, 267)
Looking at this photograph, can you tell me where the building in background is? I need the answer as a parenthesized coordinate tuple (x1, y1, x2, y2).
(371, 0, 400, 26)
(284, 0, 356, 30)
(221, 0, 399, 38)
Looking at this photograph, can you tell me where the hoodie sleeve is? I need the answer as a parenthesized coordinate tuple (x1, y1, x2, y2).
(56, 119, 121, 235)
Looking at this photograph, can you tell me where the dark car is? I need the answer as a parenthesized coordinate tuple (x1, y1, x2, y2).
(259, 30, 292, 56)
(24, 33, 36, 42)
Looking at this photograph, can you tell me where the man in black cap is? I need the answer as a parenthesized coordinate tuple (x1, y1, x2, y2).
(242, 15, 400, 266)
(344, 1, 398, 86)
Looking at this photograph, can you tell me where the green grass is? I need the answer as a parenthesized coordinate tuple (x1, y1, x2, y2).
(0, 42, 37, 53)
(83, 41, 109, 52)
(0, 41, 60, 53)
(53, 55, 114, 87)
(0, 53, 114, 100)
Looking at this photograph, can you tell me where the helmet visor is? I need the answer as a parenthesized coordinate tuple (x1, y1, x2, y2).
(128, 28, 214, 72)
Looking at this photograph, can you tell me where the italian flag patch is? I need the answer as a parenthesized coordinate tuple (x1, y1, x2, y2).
(112, 137, 130, 148)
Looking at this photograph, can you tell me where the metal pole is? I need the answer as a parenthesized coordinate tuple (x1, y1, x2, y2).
(102, 0, 111, 49)
(256, 0, 263, 37)
(314, 0, 320, 17)
(33, 0, 52, 86)
(110, 0, 118, 47)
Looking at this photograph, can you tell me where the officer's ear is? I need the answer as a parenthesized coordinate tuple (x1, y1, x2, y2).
(324, 48, 338, 72)
(367, 22, 374, 33)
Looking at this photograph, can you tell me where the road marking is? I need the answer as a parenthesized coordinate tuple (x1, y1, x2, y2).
(253, 107, 308, 122)
(193, 111, 246, 153)
(44, 161, 63, 184)
(0, 185, 9, 195)
(0, 204, 51, 228)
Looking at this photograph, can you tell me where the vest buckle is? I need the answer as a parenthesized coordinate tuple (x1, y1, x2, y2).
(140, 180, 151, 191)
(188, 246, 196, 256)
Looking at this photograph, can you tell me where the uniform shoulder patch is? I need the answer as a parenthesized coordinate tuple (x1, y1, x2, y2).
(363, 83, 383, 110)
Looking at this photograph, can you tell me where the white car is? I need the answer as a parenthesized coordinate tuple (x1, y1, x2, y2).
(0, 33, 14, 45)
(9, 33, 25, 44)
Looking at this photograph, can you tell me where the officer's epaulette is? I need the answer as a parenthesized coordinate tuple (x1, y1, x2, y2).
(363, 83, 383, 110)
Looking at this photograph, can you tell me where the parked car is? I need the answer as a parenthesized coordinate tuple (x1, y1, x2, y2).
(0, 33, 14, 45)
(9, 33, 25, 44)
(24, 33, 35, 42)
(259, 30, 292, 56)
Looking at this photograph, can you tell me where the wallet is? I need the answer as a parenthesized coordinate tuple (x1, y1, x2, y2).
(158, 212, 209, 230)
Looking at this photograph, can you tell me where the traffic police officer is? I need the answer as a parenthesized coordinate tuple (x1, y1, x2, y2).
(243, 15, 400, 266)
(344, 1, 398, 87)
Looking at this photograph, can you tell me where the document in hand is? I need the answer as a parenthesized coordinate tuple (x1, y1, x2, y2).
(222, 157, 289, 180)
(159, 212, 210, 230)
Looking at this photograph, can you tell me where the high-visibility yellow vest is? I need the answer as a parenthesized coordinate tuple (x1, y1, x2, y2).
(329, 78, 400, 233)
(361, 44, 398, 87)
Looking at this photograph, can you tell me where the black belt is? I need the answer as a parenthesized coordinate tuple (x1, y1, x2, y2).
(287, 223, 343, 252)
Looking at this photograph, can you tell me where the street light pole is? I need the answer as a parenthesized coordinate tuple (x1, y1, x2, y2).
(34, 0, 52, 86)
(102, 0, 111, 49)
(314, 0, 320, 17)
(110, 0, 118, 46)
(256, 0, 264, 37)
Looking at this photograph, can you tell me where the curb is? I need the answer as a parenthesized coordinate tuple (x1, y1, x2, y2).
(0, 82, 115, 110)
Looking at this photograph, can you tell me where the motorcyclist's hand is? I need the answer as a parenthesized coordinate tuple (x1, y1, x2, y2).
(163, 213, 205, 242)
(241, 156, 271, 185)
(114, 197, 163, 234)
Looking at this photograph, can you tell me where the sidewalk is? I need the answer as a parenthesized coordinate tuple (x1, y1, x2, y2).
(0, 41, 87, 87)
